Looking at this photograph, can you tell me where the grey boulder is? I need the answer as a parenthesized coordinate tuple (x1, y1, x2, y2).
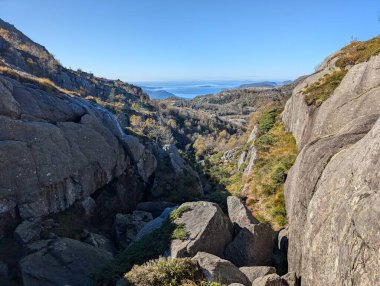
(227, 196, 259, 231)
(239, 266, 276, 283)
(170, 201, 232, 258)
(252, 274, 285, 286)
(192, 252, 250, 286)
(14, 218, 41, 245)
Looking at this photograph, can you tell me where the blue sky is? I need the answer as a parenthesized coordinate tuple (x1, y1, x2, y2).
(0, 0, 379, 82)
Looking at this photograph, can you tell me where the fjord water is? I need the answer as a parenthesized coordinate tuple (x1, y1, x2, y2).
(136, 80, 253, 99)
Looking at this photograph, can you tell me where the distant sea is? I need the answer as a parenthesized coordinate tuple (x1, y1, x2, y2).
(134, 80, 254, 99)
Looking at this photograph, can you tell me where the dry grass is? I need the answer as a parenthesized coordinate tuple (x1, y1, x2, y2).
(302, 68, 347, 107)
(0, 66, 76, 96)
(336, 36, 380, 68)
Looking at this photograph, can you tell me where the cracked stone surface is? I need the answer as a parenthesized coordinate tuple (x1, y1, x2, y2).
(0, 74, 141, 237)
(282, 53, 380, 285)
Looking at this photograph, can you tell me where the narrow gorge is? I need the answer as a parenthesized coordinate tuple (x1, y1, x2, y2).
(0, 17, 379, 286)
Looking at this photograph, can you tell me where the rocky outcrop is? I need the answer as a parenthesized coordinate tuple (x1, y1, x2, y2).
(170, 201, 232, 258)
(19, 238, 113, 286)
(0, 74, 153, 237)
(192, 252, 250, 286)
(283, 53, 380, 149)
(150, 144, 203, 202)
(282, 49, 380, 284)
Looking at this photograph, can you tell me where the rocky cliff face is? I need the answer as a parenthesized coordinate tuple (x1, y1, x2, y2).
(283, 42, 380, 285)
(0, 73, 153, 238)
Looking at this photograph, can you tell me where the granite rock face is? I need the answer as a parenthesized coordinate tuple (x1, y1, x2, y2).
(282, 51, 380, 285)
(0, 75, 152, 237)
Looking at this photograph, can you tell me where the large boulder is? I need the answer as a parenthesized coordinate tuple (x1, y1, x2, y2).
(227, 196, 259, 231)
(170, 201, 233, 258)
(252, 274, 285, 286)
(14, 218, 41, 245)
(239, 266, 276, 283)
(0, 75, 146, 237)
(19, 238, 113, 286)
(192, 252, 250, 286)
(225, 223, 274, 267)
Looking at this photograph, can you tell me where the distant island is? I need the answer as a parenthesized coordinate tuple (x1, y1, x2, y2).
(238, 80, 293, 89)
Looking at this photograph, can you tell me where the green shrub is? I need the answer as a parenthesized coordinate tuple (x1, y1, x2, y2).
(271, 167, 286, 185)
(258, 108, 278, 134)
(125, 257, 202, 286)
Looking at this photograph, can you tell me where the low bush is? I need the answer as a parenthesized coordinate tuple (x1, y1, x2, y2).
(93, 207, 190, 285)
(124, 257, 203, 286)
(258, 108, 278, 134)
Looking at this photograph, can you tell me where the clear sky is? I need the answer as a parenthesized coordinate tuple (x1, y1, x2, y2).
(0, 0, 379, 82)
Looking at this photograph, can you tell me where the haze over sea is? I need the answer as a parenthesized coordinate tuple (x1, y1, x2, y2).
(135, 80, 264, 99)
